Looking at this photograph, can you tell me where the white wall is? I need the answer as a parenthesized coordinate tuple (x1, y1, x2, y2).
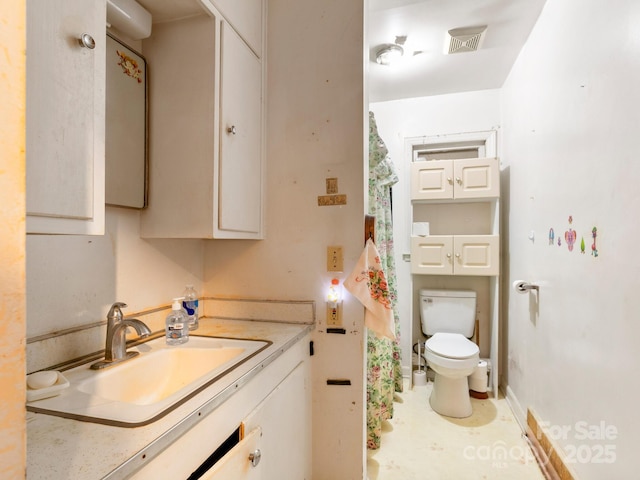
(502, 0, 640, 478)
(370, 90, 501, 374)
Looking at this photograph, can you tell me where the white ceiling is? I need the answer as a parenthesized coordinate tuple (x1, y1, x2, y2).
(367, 0, 547, 103)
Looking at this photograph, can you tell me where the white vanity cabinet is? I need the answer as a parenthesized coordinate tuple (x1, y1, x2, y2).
(26, 0, 106, 235)
(129, 332, 311, 480)
(203, 361, 308, 479)
(139, 0, 265, 239)
(411, 157, 499, 201)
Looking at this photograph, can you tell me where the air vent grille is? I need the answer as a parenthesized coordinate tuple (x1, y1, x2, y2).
(445, 26, 487, 54)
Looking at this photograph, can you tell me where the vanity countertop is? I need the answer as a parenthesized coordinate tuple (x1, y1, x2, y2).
(27, 318, 313, 480)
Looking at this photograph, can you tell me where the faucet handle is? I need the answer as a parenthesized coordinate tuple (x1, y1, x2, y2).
(107, 302, 127, 321)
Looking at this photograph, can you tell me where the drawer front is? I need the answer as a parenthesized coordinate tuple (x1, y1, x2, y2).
(201, 427, 262, 479)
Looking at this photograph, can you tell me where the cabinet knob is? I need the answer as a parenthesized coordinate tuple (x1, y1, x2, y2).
(78, 33, 96, 50)
(447, 177, 453, 185)
(227, 125, 237, 135)
(249, 449, 262, 467)
(455, 253, 461, 259)
(455, 176, 462, 185)
(446, 253, 452, 259)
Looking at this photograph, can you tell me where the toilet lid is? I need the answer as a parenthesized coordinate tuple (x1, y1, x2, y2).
(425, 332, 479, 359)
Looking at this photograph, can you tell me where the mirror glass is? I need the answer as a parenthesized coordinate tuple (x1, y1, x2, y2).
(105, 34, 148, 209)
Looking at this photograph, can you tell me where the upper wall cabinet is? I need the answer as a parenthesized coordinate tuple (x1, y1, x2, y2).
(139, 0, 265, 239)
(211, 0, 263, 55)
(411, 157, 499, 201)
(26, 0, 106, 235)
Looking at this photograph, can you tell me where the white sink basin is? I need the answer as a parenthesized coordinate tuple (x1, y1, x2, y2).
(27, 336, 269, 426)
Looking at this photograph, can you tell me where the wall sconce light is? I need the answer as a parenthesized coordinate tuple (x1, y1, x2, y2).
(375, 44, 404, 66)
(327, 278, 342, 326)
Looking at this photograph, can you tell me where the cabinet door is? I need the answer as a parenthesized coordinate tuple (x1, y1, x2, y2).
(218, 22, 263, 237)
(411, 236, 454, 275)
(26, 0, 105, 235)
(242, 362, 310, 479)
(452, 157, 500, 199)
(453, 235, 499, 276)
(411, 160, 453, 200)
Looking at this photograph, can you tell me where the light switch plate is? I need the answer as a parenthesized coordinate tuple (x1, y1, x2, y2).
(327, 246, 343, 272)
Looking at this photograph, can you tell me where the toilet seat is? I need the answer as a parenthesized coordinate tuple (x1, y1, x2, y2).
(425, 332, 479, 360)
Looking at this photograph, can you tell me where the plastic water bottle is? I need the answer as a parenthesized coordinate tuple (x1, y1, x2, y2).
(182, 285, 199, 331)
(166, 299, 189, 345)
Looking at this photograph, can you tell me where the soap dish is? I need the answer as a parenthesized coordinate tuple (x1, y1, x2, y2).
(26, 372, 70, 402)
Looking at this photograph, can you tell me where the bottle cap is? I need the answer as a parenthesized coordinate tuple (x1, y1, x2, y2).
(172, 298, 183, 310)
(331, 278, 340, 285)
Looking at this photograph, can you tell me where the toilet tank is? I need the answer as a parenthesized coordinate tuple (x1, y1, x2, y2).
(419, 289, 476, 337)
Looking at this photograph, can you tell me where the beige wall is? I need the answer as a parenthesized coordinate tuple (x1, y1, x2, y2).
(0, 1, 27, 477)
(205, 1, 366, 477)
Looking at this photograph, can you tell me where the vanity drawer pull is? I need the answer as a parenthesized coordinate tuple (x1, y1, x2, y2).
(249, 449, 261, 467)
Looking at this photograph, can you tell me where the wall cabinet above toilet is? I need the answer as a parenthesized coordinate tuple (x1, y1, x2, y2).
(410, 157, 501, 277)
(405, 134, 501, 398)
(411, 157, 500, 201)
(411, 234, 499, 276)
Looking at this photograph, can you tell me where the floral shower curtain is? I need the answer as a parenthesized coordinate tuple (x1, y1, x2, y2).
(366, 111, 403, 449)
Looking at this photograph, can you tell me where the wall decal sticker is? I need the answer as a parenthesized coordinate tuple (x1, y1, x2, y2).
(565, 229, 577, 252)
(568, 215, 573, 224)
(558, 237, 562, 247)
(591, 227, 598, 257)
(549, 228, 555, 245)
(580, 237, 586, 254)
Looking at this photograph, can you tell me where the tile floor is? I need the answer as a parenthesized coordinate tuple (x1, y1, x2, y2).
(367, 379, 546, 480)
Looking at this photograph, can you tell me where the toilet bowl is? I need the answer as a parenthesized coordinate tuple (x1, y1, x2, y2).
(425, 332, 479, 418)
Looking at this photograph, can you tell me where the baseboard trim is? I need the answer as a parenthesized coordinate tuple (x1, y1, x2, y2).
(526, 409, 576, 480)
(503, 387, 576, 480)
(505, 385, 527, 432)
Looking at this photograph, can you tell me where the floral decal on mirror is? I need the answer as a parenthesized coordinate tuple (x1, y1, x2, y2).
(116, 50, 143, 83)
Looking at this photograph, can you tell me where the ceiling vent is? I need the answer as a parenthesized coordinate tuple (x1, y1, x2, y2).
(445, 26, 487, 54)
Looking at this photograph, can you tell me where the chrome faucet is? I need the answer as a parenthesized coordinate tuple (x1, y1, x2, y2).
(91, 302, 151, 370)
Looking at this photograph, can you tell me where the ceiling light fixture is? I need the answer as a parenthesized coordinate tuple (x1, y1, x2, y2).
(376, 44, 404, 66)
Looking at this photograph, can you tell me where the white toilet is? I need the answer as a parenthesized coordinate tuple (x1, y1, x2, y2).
(420, 289, 479, 418)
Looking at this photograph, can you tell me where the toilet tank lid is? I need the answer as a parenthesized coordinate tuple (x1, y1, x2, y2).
(419, 289, 476, 298)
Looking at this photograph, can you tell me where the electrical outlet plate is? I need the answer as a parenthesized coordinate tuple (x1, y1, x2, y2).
(327, 246, 343, 272)
(327, 303, 342, 326)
